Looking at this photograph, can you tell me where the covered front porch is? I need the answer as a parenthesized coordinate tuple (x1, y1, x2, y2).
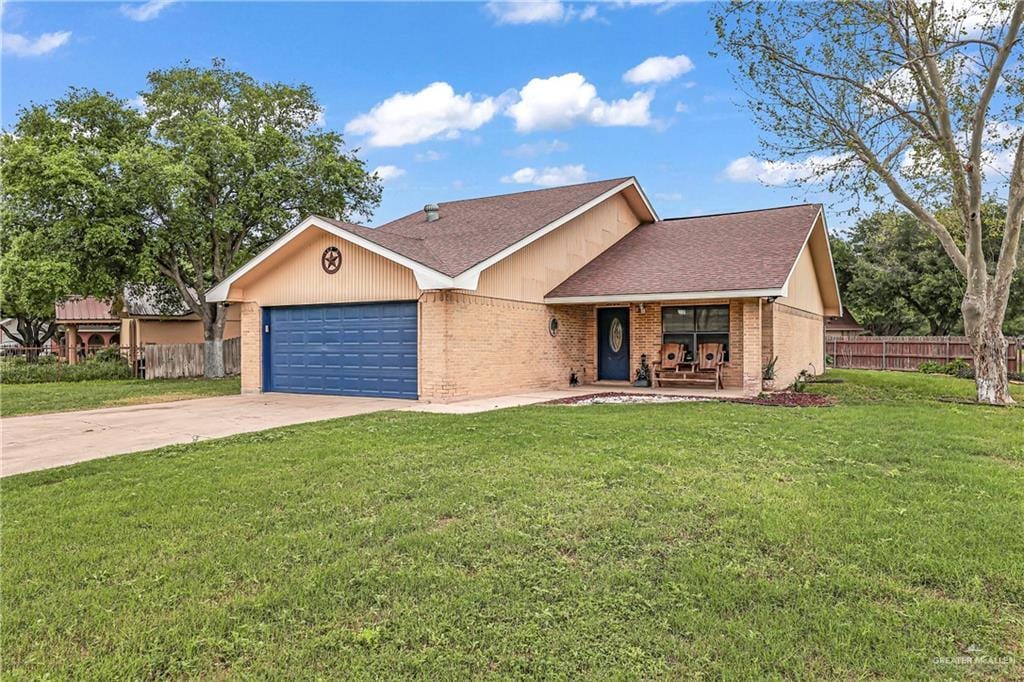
(551, 297, 767, 396)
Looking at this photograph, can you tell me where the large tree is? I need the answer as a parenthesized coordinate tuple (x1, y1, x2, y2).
(124, 60, 381, 376)
(0, 90, 147, 350)
(835, 202, 1024, 337)
(714, 1, 1024, 404)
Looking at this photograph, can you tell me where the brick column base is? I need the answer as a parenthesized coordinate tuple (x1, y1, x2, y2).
(741, 298, 762, 396)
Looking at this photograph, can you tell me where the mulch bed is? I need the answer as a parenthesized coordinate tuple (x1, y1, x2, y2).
(543, 392, 710, 406)
(731, 392, 836, 407)
(545, 391, 835, 407)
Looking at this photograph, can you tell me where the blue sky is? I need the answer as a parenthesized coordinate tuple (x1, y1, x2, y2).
(2, 0, 841, 227)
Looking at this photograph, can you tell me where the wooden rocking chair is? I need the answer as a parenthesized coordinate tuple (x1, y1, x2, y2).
(693, 342, 725, 391)
(653, 343, 688, 387)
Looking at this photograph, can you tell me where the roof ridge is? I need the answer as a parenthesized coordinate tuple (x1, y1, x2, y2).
(399, 176, 632, 212)
(658, 203, 821, 222)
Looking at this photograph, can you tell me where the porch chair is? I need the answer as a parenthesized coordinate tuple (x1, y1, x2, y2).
(652, 343, 687, 387)
(694, 342, 725, 391)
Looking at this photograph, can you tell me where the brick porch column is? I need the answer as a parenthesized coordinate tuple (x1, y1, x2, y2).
(740, 298, 762, 396)
(239, 301, 262, 394)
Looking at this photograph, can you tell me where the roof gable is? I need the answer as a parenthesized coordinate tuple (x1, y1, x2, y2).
(364, 177, 644, 276)
(546, 204, 840, 305)
(208, 177, 656, 299)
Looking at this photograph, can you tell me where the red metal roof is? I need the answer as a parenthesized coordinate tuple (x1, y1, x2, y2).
(545, 204, 823, 299)
(54, 297, 117, 322)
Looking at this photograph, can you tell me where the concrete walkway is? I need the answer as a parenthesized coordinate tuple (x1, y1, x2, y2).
(2, 383, 742, 477)
(1, 393, 404, 477)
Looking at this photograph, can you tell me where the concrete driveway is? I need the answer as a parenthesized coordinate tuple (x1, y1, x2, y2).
(1, 393, 405, 477)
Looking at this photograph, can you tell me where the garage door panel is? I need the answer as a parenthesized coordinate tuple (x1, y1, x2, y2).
(266, 302, 417, 399)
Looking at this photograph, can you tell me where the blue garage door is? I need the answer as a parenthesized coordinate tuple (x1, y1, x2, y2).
(264, 302, 417, 399)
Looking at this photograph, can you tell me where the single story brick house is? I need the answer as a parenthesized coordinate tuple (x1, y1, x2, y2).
(207, 177, 841, 400)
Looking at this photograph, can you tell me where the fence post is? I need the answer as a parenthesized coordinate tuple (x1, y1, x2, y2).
(881, 339, 887, 371)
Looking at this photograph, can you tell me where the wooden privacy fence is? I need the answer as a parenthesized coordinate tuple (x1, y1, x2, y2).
(143, 337, 241, 379)
(827, 335, 1021, 373)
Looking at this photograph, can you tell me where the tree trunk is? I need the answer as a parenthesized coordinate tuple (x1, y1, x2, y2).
(203, 305, 227, 379)
(966, 319, 1013, 405)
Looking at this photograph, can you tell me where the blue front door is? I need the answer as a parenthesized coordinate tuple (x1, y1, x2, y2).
(597, 307, 630, 380)
(264, 302, 417, 399)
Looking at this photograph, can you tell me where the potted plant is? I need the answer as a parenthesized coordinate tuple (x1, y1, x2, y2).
(633, 353, 652, 387)
(762, 356, 779, 391)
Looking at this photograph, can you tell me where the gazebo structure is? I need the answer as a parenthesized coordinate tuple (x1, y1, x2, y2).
(53, 297, 120, 364)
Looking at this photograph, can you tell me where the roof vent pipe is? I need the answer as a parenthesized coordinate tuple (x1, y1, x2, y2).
(424, 203, 440, 222)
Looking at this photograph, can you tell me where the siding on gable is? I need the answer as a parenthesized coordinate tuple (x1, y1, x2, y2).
(471, 193, 642, 303)
(230, 227, 420, 307)
(777, 239, 825, 315)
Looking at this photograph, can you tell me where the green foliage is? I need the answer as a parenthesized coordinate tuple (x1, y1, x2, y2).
(833, 203, 1024, 336)
(0, 353, 132, 384)
(2, 371, 1022, 678)
(1, 89, 149, 345)
(122, 60, 382, 353)
(762, 356, 778, 380)
(790, 369, 811, 392)
(918, 357, 974, 379)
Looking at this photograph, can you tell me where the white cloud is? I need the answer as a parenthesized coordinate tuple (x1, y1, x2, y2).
(345, 82, 500, 147)
(501, 164, 589, 186)
(414, 150, 445, 162)
(623, 54, 695, 84)
(723, 154, 848, 186)
(2, 30, 71, 57)
(371, 165, 406, 183)
(655, 191, 683, 201)
(674, 102, 689, 113)
(486, 1, 565, 24)
(120, 0, 177, 22)
(506, 73, 653, 132)
(504, 139, 569, 157)
(578, 5, 599, 21)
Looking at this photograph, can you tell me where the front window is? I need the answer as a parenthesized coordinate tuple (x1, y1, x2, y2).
(662, 305, 730, 362)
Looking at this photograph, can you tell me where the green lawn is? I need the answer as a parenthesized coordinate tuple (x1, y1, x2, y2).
(3, 371, 1022, 679)
(0, 376, 240, 417)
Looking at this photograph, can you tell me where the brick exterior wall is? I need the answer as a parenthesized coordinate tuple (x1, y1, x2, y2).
(739, 299, 763, 395)
(239, 301, 261, 394)
(770, 303, 825, 387)
(418, 291, 593, 401)
(238, 294, 814, 400)
(620, 298, 761, 394)
(761, 300, 774, 368)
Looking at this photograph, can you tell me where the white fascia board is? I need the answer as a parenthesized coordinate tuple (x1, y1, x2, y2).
(817, 211, 843, 316)
(206, 216, 456, 301)
(453, 178, 650, 286)
(544, 288, 785, 305)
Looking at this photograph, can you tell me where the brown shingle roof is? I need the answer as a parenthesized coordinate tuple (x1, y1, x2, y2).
(319, 177, 631, 277)
(826, 309, 863, 331)
(546, 203, 822, 299)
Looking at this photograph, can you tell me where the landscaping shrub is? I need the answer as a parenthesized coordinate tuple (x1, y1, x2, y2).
(917, 357, 974, 379)
(0, 353, 133, 384)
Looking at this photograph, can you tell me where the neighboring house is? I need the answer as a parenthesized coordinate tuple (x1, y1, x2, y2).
(55, 287, 241, 361)
(207, 177, 842, 400)
(825, 309, 866, 338)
